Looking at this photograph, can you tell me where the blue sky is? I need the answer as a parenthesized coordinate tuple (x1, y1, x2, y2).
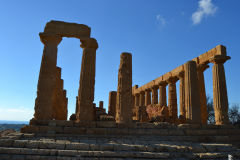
(0, 0, 239, 121)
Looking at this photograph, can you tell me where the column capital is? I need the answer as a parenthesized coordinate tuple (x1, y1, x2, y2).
(209, 55, 231, 64)
(197, 64, 209, 72)
(140, 90, 145, 94)
(177, 71, 184, 78)
(80, 38, 98, 49)
(135, 93, 140, 96)
(39, 32, 62, 45)
(145, 88, 151, 92)
(159, 81, 168, 86)
(151, 85, 158, 90)
(167, 76, 178, 84)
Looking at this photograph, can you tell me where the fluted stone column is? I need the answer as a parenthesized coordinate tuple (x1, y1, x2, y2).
(76, 38, 98, 122)
(116, 52, 132, 123)
(135, 93, 140, 107)
(140, 91, 145, 106)
(167, 77, 178, 123)
(210, 55, 230, 125)
(159, 81, 167, 107)
(33, 33, 62, 121)
(178, 72, 185, 118)
(197, 64, 209, 124)
(184, 61, 201, 124)
(145, 89, 151, 106)
(151, 86, 158, 104)
(108, 91, 117, 117)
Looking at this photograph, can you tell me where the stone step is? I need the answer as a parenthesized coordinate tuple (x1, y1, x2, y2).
(0, 147, 240, 159)
(0, 138, 238, 153)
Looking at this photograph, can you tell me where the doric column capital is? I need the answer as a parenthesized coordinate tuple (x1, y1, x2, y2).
(145, 88, 151, 92)
(39, 32, 62, 45)
(159, 81, 168, 86)
(197, 64, 209, 72)
(80, 38, 98, 49)
(151, 85, 158, 90)
(167, 76, 178, 84)
(140, 90, 145, 95)
(209, 55, 231, 64)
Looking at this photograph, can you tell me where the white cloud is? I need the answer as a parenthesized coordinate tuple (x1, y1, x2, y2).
(0, 107, 33, 121)
(156, 14, 166, 28)
(192, 0, 217, 25)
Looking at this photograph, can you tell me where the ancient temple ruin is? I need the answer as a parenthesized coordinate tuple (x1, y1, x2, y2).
(1, 20, 240, 160)
(23, 20, 232, 130)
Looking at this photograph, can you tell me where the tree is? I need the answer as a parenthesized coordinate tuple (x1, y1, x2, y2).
(206, 95, 215, 124)
(229, 104, 240, 125)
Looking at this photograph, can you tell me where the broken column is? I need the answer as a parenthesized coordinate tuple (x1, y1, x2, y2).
(197, 64, 209, 124)
(76, 38, 98, 122)
(184, 61, 201, 124)
(33, 33, 62, 121)
(167, 76, 178, 123)
(108, 91, 117, 117)
(116, 52, 133, 123)
(210, 55, 230, 125)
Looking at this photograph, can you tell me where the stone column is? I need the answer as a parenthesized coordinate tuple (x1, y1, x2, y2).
(76, 38, 98, 122)
(140, 91, 145, 106)
(178, 72, 185, 118)
(108, 91, 117, 117)
(197, 64, 209, 124)
(159, 81, 167, 107)
(145, 89, 151, 106)
(135, 93, 140, 106)
(184, 61, 201, 124)
(151, 86, 158, 104)
(33, 33, 62, 121)
(210, 55, 230, 125)
(99, 101, 103, 109)
(116, 52, 133, 123)
(167, 77, 178, 123)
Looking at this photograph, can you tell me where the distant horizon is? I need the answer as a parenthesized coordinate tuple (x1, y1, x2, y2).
(0, 120, 29, 124)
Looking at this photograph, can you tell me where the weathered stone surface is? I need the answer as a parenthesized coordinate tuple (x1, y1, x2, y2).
(108, 91, 117, 118)
(76, 38, 98, 122)
(210, 55, 230, 125)
(167, 77, 178, 123)
(159, 81, 167, 107)
(44, 20, 91, 38)
(34, 33, 62, 121)
(144, 89, 151, 106)
(136, 106, 149, 122)
(184, 61, 201, 124)
(151, 86, 158, 104)
(178, 72, 185, 119)
(116, 53, 133, 124)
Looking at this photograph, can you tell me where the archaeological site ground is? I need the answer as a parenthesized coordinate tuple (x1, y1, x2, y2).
(0, 20, 239, 160)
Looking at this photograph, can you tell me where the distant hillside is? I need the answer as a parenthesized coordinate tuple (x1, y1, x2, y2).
(0, 124, 26, 131)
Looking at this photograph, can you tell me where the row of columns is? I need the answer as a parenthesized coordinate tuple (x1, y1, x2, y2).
(133, 55, 230, 125)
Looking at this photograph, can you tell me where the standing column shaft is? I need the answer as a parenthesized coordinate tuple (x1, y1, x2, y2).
(145, 90, 151, 106)
(116, 52, 133, 123)
(108, 91, 117, 117)
(99, 101, 103, 109)
(167, 77, 178, 123)
(135, 94, 140, 106)
(210, 55, 230, 125)
(159, 82, 167, 107)
(197, 64, 209, 124)
(178, 72, 185, 118)
(34, 33, 62, 121)
(76, 38, 98, 122)
(140, 91, 145, 106)
(184, 61, 201, 124)
(151, 87, 158, 104)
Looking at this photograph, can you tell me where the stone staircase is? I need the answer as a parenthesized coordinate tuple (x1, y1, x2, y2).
(0, 122, 240, 159)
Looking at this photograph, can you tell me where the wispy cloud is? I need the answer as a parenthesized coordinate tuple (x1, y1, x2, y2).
(0, 107, 33, 121)
(156, 14, 166, 29)
(192, 0, 217, 25)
